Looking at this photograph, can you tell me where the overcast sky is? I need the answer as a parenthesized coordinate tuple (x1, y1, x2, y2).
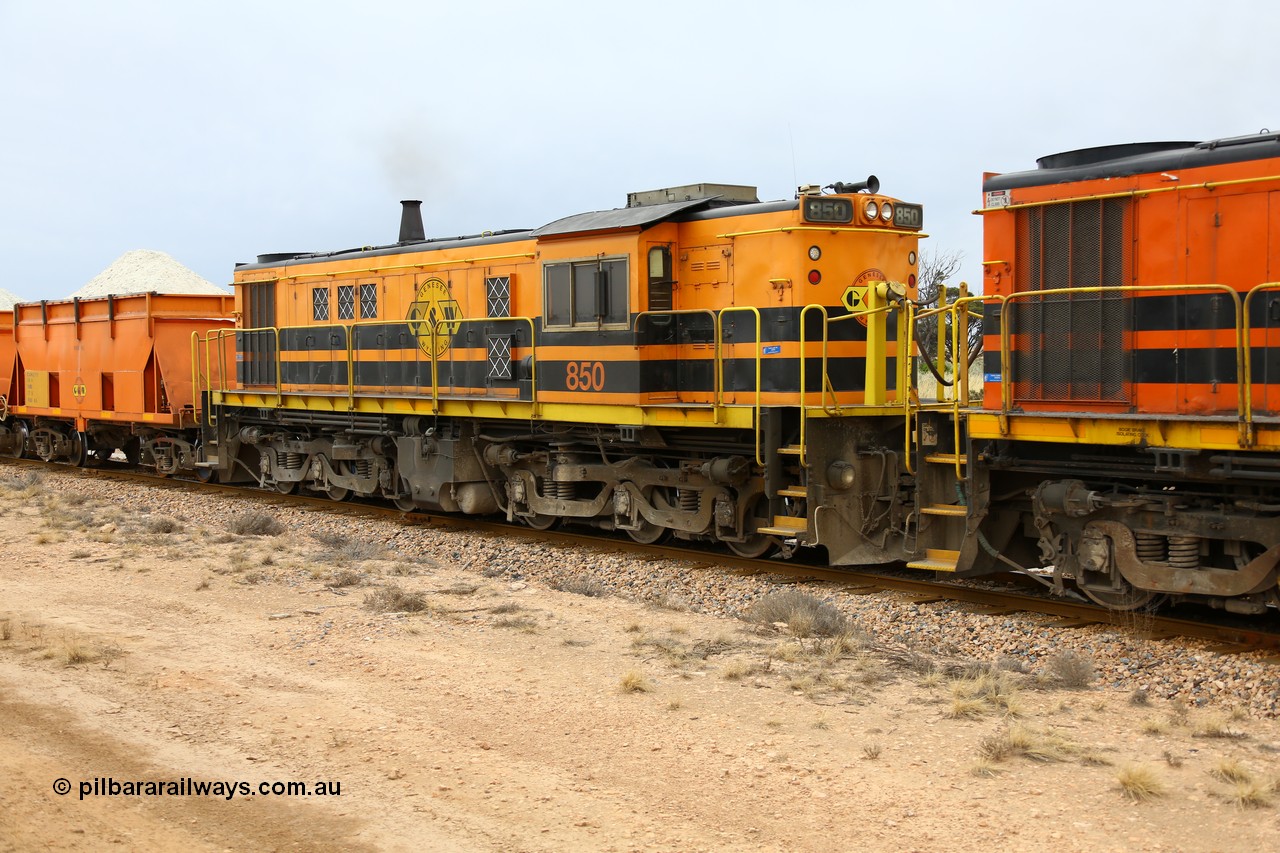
(1, 0, 1276, 301)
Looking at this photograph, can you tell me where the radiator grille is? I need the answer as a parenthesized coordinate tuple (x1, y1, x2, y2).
(1011, 198, 1131, 403)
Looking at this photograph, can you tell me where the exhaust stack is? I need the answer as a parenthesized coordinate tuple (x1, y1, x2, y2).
(398, 200, 425, 243)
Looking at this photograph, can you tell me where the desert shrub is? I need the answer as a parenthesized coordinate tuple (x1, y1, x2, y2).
(552, 576, 609, 598)
(1046, 650, 1096, 689)
(328, 569, 364, 588)
(227, 510, 285, 537)
(313, 531, 384, 564)
(145, 516, 184, 534)
(363, 584, 428, 613)
(746, 590, 849, 638)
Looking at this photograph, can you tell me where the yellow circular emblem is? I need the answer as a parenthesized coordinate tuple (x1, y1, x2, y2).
(406, 278, 461, 358)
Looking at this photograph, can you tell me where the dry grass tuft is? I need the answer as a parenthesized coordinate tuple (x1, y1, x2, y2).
(59, 637, 99, 666)
(746, 590, 849, 638)
(1223, 780, 1273, 809)
(945, 670, 1021, 718)
(1211, 758, 1254, 784)
(328, 569, 364, 588)
(363, 585, 428, 613)
(1162, 749, 1184, 768)
(619, 670, 653, 694)
(490, 601, 524, 615)
(1045, 650, 1096, 689)
(720, 660, 765, 681)
(1116, 764, 1166, 801)
(862, 743, 883, 760)
(980, 725, 1079, 764)
(1194, 715, 1247, 740)
(1141, 717, 1167, 735)
(145, 516, 184, 534)
(228, 511, 285, 537)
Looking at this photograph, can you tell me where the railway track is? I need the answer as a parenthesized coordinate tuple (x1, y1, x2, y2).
(26, 459, 1280, 658)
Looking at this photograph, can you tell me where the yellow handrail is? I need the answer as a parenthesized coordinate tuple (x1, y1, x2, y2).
(238, 251, 538, 284)
(1239, 281, 1280, 445)
(443, 316, 541, 417)
(796, 299, 897, 467)
(997, 284, 1244, 439)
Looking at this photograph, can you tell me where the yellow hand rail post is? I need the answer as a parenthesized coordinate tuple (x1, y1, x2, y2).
(935, 283, 949, 403)
(956, 282, 971, 406)
(1240, 282, 1280, 447)
(901, 300, 916, 476)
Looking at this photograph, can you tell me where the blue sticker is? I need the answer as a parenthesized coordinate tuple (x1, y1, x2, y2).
(983, 374, 1001, 383)
(762, 345, 782, 355)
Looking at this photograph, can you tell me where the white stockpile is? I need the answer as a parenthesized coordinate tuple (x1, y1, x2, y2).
(0, 288, 20, 310)
(67, 250, 230, 300)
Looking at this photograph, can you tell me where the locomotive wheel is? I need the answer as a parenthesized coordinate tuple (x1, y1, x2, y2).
(1081, 580, 1166, 612)
(727, 496, 777, 558)
(727, 532, 776, 559)
(624, 516, 667, 545)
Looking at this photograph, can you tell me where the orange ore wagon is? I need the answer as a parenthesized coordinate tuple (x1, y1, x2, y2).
(8, 293, 235, 471)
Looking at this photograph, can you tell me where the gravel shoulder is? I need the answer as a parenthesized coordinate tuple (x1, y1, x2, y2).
(2, 466, 1280, 852)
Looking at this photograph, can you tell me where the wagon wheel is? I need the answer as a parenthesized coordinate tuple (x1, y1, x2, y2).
(4, 422, 26, 459)
(325, 484, 351, 502)
(274, 480, 298, 495)
(522, 513, 557, 530)
(64, 431, 88, 468)
(123, 437, 142, 467)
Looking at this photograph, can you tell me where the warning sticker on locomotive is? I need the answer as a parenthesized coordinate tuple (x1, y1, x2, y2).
(407, 278, 462, 358)
(984, 189, 1011, 209)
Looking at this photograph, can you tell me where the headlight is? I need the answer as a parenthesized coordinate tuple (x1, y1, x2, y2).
(864, 200, 879, 221)
(880, 202, 893, 222)
(808, 245, 821, 261)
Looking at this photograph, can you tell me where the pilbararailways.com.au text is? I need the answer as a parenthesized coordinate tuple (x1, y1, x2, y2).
(57, 777, 342, 801)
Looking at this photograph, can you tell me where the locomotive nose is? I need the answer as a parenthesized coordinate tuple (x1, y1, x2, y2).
(398, 200, 425, 243)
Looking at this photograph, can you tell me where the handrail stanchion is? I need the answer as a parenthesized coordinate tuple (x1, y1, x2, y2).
(1241, 282, 1280, 446)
